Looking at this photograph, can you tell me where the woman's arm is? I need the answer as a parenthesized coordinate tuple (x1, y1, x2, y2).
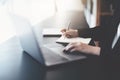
(78, 26, 104, 41)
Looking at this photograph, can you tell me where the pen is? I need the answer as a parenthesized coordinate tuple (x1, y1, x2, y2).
(67, 20, 71, 30)
(63, 19, 71, 39)
(65, 20, 72, 38)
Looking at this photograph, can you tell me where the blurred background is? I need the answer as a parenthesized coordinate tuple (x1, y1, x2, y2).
(0, 0, 113, 44)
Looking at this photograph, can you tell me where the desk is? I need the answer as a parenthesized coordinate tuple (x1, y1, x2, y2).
(0, 12, 117, 80)
(0, 12, 110, 80)
(0, 36, 110, 80)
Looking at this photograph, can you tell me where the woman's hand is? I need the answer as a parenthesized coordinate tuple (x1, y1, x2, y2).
(61, 28, 79, 38)
(64, 42, 101, 56)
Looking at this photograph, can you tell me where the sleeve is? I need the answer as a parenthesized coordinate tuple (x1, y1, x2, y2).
(78, 26, 105, 41)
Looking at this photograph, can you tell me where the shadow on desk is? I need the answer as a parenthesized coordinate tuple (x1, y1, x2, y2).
(1, 37, 120, 80)
(19, 51, 111, 80)
(20, 52, 84, 80)
(19, 52, 46, 80)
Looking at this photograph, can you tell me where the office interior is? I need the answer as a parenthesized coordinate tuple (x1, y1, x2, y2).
(0, 0, 117, 80)
(0, 0, 113, 44)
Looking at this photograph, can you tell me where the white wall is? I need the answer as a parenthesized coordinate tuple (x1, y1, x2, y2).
(56, 0, 84, 12)
(0, 0, 55, 44)
(0, 0, 84, 43)
(10, 0, 55, 25)
(84, 0, 97, 28)
(55, 0, 84, 28)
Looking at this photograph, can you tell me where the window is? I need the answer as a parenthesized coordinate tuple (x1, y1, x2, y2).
(9, 0, 55, 25)
(0, 0, 55, 44)
(0, 0, 83, 44)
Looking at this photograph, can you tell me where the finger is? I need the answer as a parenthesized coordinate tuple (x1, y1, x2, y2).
(61, 29, 66, 33)
(64, 42, 77, 51)
(65, 34, 72, 38)
(64, 31, 73, 38)
(63, 32, 71, 38)
(69, 43, 82, 52)
(70, 47, 77, 52)
(64, 43, 75, 51)
(62, 33, 71, 38)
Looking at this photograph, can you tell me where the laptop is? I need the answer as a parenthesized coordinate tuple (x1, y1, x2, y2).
(11, 14, 87, 67)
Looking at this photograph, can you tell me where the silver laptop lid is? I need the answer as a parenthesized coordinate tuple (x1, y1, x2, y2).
(10, 14, 45, 65)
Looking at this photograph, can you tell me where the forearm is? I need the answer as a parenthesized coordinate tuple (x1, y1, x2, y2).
(78, 26, 103, 41)
(90, 46, 101, 56)
(78, 28, 92, 38)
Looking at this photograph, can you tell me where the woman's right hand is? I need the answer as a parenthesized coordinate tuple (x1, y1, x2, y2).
(61, 28, 79, 38)
(64, 42, 101, 56)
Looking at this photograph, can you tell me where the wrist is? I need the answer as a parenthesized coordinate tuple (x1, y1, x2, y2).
(91, 46, 101, 56)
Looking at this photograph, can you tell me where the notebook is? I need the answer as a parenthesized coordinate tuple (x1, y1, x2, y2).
(56, 36, 91, 44)
(42, 28, 62, 37)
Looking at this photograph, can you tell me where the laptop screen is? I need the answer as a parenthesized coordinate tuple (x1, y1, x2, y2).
(10, 14, 45, 65)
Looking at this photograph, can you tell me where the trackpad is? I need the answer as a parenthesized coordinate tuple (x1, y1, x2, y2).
(44, 44, 86, 60)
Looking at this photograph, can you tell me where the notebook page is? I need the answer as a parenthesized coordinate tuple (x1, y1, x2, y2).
(56, 36, 91, 44)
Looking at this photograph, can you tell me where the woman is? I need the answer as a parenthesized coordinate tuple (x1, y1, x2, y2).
(62, 0, 120, 56)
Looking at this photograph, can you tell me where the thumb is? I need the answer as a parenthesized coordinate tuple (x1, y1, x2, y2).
(61, 29, 67, 33)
